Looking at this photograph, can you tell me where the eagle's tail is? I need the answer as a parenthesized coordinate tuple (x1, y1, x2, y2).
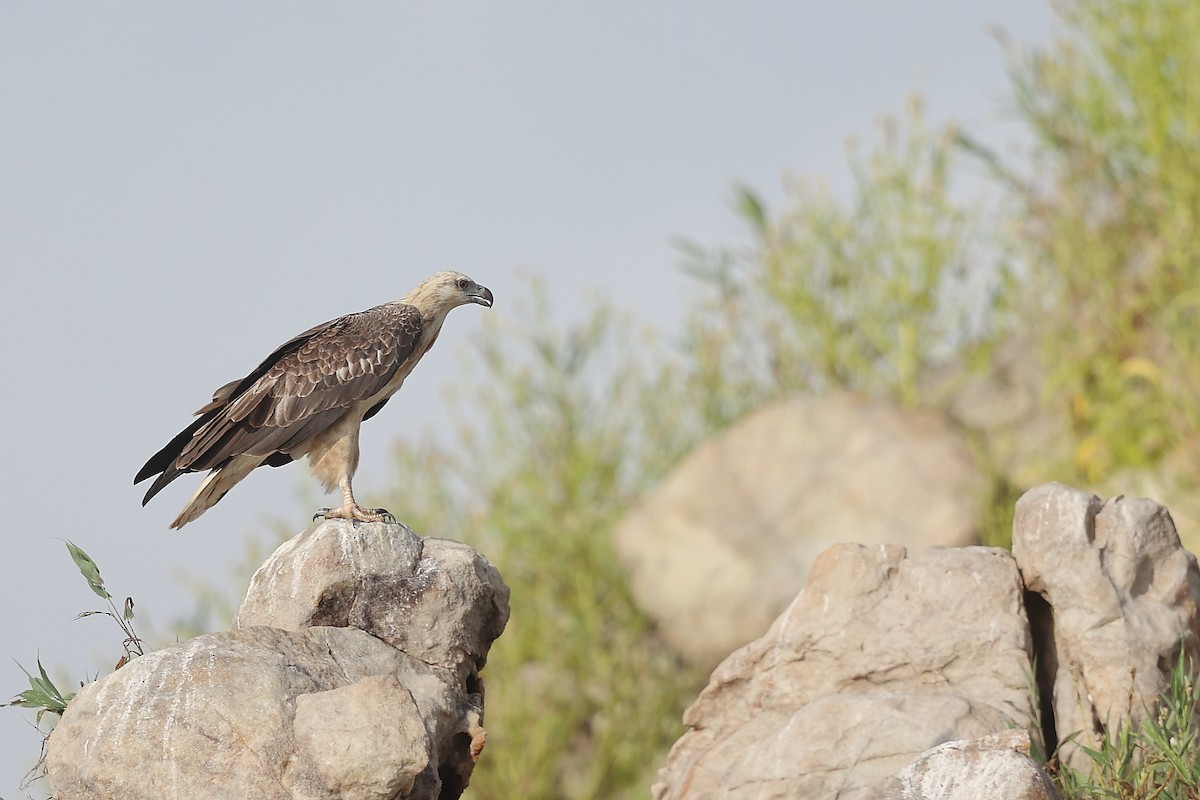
(170, 455, 264, 529)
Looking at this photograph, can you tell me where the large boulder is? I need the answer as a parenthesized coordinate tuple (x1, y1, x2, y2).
(46, 521, 510, 800)
(651, 544, 1034, 800)
(1011, 483, 1200, 771)
(614, 393, 985, 668)
(651, 482, 1200, 799)
(237, 523, 506, 689)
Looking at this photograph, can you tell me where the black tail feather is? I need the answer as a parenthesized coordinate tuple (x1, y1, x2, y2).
(134, 415, 209, 486)
(141, 466, 182, 506)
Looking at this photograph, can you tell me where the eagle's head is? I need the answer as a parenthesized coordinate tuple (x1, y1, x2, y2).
(406, 270, 494, 313)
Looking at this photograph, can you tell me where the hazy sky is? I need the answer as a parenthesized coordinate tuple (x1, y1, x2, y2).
(0, 3, 1053, 795)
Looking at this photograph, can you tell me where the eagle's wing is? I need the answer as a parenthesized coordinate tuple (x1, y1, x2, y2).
(135, 302, 424, 504)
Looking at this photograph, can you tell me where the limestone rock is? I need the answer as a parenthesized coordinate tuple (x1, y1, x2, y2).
(237, 523, 510, 685)
(1097, 466, 1200, 564)
(289, 675, 431, 800)
(872, 729, 1060, 800)
(651, 544, 1034, 800)
(47, 520, 509, 800)
(1011, 483, 1200, 771)
(614, 393, 985, 668)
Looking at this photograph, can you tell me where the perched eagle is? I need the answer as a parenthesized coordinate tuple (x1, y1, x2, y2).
(135, 270, 493, 529)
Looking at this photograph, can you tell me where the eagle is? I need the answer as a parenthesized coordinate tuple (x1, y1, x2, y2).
(135, 270, 493, 529)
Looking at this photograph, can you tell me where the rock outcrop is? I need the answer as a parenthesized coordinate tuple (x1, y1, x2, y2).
(46, 520, 510, 800)
(1012, 483, 1200, 771)
(614, 393, 984, 668)
(653, 483, 1200, 799)
(652, 544, 1034, 800)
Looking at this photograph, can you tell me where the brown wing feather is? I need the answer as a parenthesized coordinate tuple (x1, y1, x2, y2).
(136, 302, 424, 504)
(134, 318, 340, 488)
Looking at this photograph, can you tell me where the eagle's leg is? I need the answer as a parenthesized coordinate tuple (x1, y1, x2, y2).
(309, 423, 394, 524)
(313, 475, 395, 524)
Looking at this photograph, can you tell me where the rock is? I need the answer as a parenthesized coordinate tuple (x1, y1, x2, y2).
(1011, 483, 1200, 771)
(289, 675, 430, 800)
(1097, 465, 1200, 556)
(614, 393, 985, 668)
(651, 544, 1034, 800)
(46, 521, 509, 800)
(872, 729, 1061, 800)
(237, 524, 509, 686)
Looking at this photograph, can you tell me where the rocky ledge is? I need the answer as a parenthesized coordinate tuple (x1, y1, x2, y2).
(652, 483, 1200, 800)
(46, 520, 510, 800)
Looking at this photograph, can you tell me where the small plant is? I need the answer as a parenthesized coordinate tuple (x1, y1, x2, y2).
(4, 541, 148, 791)
(1051, 650, 1200, 800)
(62, 540, 146, 670)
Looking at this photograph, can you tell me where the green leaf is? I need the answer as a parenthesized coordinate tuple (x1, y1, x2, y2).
(9, 688, 53, 709)
(7, 658, 73, 719)
(64, 540, 110, 599)
(734, 184, 767, 235)
(35, 660, 54, 693)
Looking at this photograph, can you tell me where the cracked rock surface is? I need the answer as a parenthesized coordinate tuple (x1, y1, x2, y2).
(652, 543, 1035, 800)
(47, 520, 510, 800)
(1012, 483, 1200, 772)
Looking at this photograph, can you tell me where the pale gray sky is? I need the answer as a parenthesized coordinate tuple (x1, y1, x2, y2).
(0, 3, 1052, 795)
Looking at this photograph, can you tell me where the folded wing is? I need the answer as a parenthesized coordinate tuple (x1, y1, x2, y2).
(135, 303, 424, 505)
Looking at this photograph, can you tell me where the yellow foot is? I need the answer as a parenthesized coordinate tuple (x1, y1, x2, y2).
(313, 505, 396, 524)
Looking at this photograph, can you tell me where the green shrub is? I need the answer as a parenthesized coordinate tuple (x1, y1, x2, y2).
(980, 0, 1200, 483)
(678, 97, 1006, 423)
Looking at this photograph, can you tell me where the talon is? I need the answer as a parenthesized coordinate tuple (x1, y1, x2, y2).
(369, 508, 396, 524)
(313, 504, 394, 524)
(348, 505, 392, 524)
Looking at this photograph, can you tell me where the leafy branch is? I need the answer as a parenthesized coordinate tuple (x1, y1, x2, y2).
(64, 540, 145, 670)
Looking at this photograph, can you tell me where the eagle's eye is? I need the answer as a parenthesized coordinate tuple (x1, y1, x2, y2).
(456, 278, 470, 290)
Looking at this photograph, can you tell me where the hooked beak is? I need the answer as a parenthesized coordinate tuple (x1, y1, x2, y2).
(468, 285, 494, 308)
